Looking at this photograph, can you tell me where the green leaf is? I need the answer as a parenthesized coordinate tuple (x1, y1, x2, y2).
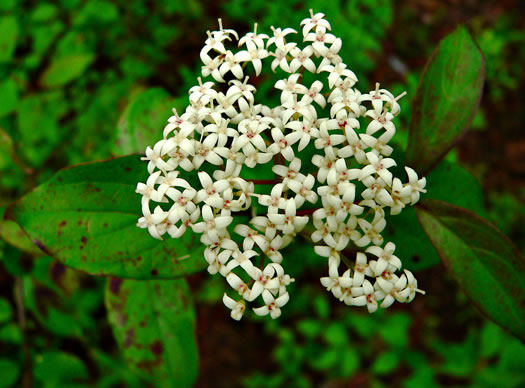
(385, 207, 437, 271)
(432, 333, 477, 377)
(323, 323, 349, 346)
(8, 155, 206, 279)
(499, 339, 525, 374)
(345, 313, 377, 338)
(379, 313, 411, 348)
(0, 16, 19, 63)
(34, 351, 88, 385)
(0, 298, 12, 323)
(340, 348, 359, 377)
(0, 0, 15, 11)
(115, 88, 182, 155)
(386, 159, 485, 271)
(371, 351, 400, 375)
(423, 160, 485, 217)
(480, 322, 504, 358)
(0, 207, 43, 256)
(74, 0, 119, 24)
(416, 199, 525, 342)
(406, 26, 485, 175)
(0, 323, 22, 344)
(296, 319, 321, 338)
(31, 3, 59, 22)
(404, 366, 438, 388)
(0, 358, 19, 388)
(40, 54, 95, 87)
(0, 78, 19, 118)
(312, 349, 339, 370)
(105, 278, 198, 387)
(17, 95, 61, 166)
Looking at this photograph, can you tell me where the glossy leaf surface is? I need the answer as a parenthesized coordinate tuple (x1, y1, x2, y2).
(105, 277, 198, 387)
(417, 199, 525, 342)
(8, 155, 206, 279)
(406, 26, 485, 175)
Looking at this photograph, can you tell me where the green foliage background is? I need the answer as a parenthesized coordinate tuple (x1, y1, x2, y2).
(0, 0, 524, 387)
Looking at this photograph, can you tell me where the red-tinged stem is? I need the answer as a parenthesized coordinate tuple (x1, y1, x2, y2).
(258, 252, 266, 270)
(296, 208, 320, 216)
(246, 179, 281, 185)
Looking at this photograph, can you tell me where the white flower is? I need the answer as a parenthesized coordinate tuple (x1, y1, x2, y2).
(226, 272, 251, 299)
(263, 235, 284, 263)
(320, 63, 357, 89)
(201, 55, 224, 82)
(289, 45, 316, 73)
(359, 152, 397, 187)
(167, 207, 200, 238)
(360, 83, 395, 115)
(404, 269, 425, 302)
(238, 23, 269, 49)
(404, 167, 427, 205)
(351, 279, 378, 313)
(234, 119, 268, 152)
(267, 127, 295, 161)
(317, 38, 342, 69)
(205, 248, 232, 275)
(142, 143, 172, 174)
(287, 174, 317, 206)
(272, 157, 302, 186)
(246, 263, 281, 301)
(192, 205, 233, 242)
(365, 109, 396, 139)
(137, 206, 168, 240)
(235, 40, 268, 76)
(314, 120, 345, 151)
(257, 183, 287, 213)
(285, 118, 320, 151)
(136, 171, 162, 203)
(366, 242, 402, 275)
(192, 134, 223, 168)
(355, 213, 386, 247)
(275, 74, 308, 104)
(268, 200, 308, 235)
(281, 94, 314, 124)
(300, 9, 331, 36)
(253, 290, 290, 319)
(234, 224, 268, 251)
(337, 128, 367, 164)
(189, 78, 217, 105)
(219, 51, 244, 79)
(223, 294, 246, 321)
(304, 26, 337, 56)
(267, 26, 297, 50)
(269, 42, 296, 73)
(227, 78, 256, 105)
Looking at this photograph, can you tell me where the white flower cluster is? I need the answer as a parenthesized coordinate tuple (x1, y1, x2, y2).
(136, 10, 426, 320)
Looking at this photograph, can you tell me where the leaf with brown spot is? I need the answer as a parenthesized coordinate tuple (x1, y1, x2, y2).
(7, 155, 206, 279)
(105, 278, 198, 387)
(416, 199, 525, 342)
(405, 26, 485, 175)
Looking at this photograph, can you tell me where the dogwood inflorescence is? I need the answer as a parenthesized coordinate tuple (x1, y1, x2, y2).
(136, 10, 426, 320)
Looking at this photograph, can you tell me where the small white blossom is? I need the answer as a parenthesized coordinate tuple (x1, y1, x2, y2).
(253, 290, 290, 319)
(223, 294, 246, 321)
